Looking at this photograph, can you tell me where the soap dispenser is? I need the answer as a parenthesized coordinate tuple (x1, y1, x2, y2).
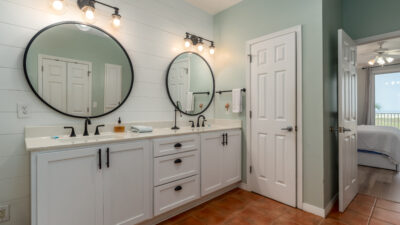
(114, 117, 125, 133)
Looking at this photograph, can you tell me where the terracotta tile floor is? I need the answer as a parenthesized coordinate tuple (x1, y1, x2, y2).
(160, 188, 400, 225)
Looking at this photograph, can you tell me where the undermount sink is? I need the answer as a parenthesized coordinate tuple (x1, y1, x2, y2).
(58, 133, 125, 143)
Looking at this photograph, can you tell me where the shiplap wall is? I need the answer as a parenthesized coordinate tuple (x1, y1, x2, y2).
(0, 0, 213, 224)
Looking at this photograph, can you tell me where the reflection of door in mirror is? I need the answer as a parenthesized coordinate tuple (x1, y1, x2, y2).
(104, 64, 122, 113)
(169, 56, 190, 112)
(39, 55, 91, 116)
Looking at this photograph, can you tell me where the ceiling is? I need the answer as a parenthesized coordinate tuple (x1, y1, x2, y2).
(184, 0, 242, 15)
(358, 37, 400, 67)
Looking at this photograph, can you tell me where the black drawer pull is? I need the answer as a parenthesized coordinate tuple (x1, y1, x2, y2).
(174, 159, 182, 164)
(174, 143, 182, 148)
(174, 186, 182, 191)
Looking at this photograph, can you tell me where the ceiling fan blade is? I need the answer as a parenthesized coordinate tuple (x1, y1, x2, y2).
(386, 52, 400, 56)
(386, 49, 400, 53)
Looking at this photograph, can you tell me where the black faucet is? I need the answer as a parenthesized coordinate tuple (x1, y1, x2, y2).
(196, 115, 206, 127)
(83, 118, 91, 136)
(171, 101, 182, 130)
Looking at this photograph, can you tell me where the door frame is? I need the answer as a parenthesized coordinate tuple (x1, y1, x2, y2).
(38, 54, 93, 115)
(245, 25, 303, 209)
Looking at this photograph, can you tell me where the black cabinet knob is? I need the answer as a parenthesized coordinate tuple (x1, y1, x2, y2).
(174, 143, 182, 148)
(174, 159, 182, 164)
(174, 186, 182, 191)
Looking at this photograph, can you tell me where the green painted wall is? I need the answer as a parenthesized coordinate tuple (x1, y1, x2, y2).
(322, 0, 341, 207)
(214, 0, 325, 207)
(26, 25, 132, 116)
(342, 0, 400, 39)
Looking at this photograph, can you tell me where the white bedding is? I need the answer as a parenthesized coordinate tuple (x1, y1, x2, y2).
(358, 125, 400, 164)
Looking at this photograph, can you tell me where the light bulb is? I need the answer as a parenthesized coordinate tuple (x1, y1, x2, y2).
(386, 57, 394, 63)
(112, 14, 121, 27)
(184, 39, 191, 48)
(368, 59, 375, 65)
(209, 47, 215, 55)
(377, 56, 385, 65)
(84, 6, 95, 20)
(52, 0, 63, 11)
(197, 43, 204, 52)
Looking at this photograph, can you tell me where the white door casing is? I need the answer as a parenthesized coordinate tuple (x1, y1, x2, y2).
(249, 32, 297, 207)
(36, 148, 103, 225)
(104, 64, 122, 113)
(41, 59, 67, 112)
(67, 63, 90, 116)
(338, 29, 358, 212)
(103, 141, 152, 225)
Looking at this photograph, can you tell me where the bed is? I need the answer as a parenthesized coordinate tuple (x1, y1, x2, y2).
(357, 125, 400, 171)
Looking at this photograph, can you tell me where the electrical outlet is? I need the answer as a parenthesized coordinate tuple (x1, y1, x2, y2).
(17, 103, 30, 118)
(0, 205, 10, 223)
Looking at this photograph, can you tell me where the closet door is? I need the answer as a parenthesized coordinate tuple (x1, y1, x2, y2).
(67, 63, 90, 116)
(103, 141, 152, 225)
(36, 148, 103, 225)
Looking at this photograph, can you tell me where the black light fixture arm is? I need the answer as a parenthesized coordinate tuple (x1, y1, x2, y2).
(185, 32, 214, 46)
(91, 0, 119, 12)
(78, 0, 120, 14)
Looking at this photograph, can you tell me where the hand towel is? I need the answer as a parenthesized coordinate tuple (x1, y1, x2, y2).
(186, 92, 194, 112)
(232, 88, 242, 113)
(131, 125, 153, 133)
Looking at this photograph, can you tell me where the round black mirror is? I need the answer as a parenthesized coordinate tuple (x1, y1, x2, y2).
(23, 21, 133, 118)
(166, 52, 215, 116)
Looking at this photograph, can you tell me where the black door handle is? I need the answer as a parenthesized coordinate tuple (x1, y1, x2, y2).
(174, 158, 182, 164)
(106, 148, 110, 168)
(98, 149, 102, 170)
(174, 186, 182, 191)
(174, 143, 182, 148)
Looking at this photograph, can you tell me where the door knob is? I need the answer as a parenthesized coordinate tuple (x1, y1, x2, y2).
(281, 126, 293, 132)
(343, 128, 352, 132)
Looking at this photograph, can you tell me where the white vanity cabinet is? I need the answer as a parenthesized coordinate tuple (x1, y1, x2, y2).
(200, 129, 242, 196)
(31, 140, 152, 225)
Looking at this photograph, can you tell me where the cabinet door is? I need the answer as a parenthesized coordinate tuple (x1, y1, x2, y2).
(200, 131, 224, 196)
(36, 148, 103, 225)
(223, 130, 242, 185)
(103, 141, 152, 225)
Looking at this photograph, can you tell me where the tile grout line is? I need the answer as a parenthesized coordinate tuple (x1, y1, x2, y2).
(367, 197, 377, 225)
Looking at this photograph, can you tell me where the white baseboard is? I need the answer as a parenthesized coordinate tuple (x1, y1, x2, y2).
(239, 182, 250, 191)
(302, 194, 338, 218)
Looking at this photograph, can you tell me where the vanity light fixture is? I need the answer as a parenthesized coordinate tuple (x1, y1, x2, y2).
(77, 0, 122, 27)
(184, 32, 215, 54)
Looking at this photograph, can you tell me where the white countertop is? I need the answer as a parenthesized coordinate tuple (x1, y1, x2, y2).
(25, 120, 241, 152)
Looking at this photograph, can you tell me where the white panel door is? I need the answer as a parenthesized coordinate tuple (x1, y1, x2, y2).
(67, 63, 90, 116)
(250, 32, 297, 207)
(168, 58, 189, 111)
(338, 29, 358, 212)
(41, 59, 67, 112)
(222, 130, 242, 186)
(200, 131, 224, 196)
(36, 148, 103, 225)
(103, 141, 152, 225)
(104, 64, 122, 113)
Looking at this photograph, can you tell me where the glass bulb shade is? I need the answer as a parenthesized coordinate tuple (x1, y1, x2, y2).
(197, 43, 204, 52)
(368, 59, 375, 65)
(84, 6, 95, 20)
(209, 47, 215, 55)
(52, 0, 63, 11)
(377, 56, 385, 65)
(386, 57, 394, 63)
(112, 14, 121, 27)
(184, 38, 191, 48)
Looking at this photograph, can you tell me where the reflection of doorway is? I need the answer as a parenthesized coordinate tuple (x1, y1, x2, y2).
(169, 56, 190, 111)
(39, 55, 92, 116)
(104, 64, 122, 113)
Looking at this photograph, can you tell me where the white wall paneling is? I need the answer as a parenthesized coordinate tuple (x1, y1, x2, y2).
(0, 0, 214, 224)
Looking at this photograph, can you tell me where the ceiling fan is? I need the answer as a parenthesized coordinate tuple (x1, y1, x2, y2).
(368, 41, 400, 66)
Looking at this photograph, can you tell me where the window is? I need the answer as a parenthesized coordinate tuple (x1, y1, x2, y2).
(375, 72, 400, 128)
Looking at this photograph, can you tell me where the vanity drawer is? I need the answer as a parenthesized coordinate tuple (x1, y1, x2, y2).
(154, 151, 199, 186)
(153, 134, 199, 157)
(154, 175, 200, 216)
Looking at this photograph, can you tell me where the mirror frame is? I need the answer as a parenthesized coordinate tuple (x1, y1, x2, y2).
(165, 52, 215, 116)
(23, 21, 134, 119)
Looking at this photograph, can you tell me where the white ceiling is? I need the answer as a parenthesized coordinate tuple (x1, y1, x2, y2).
(184, 0, 242, 15)
(358, 37, 400, 67)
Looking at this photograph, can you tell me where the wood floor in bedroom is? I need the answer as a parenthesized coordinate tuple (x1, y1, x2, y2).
(359, 165, 400, 203)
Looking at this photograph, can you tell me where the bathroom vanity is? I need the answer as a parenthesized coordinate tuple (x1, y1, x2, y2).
(26, 121, 241, 225)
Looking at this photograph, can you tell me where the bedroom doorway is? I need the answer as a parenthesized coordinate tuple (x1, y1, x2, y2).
(355, 34, 400, 204)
